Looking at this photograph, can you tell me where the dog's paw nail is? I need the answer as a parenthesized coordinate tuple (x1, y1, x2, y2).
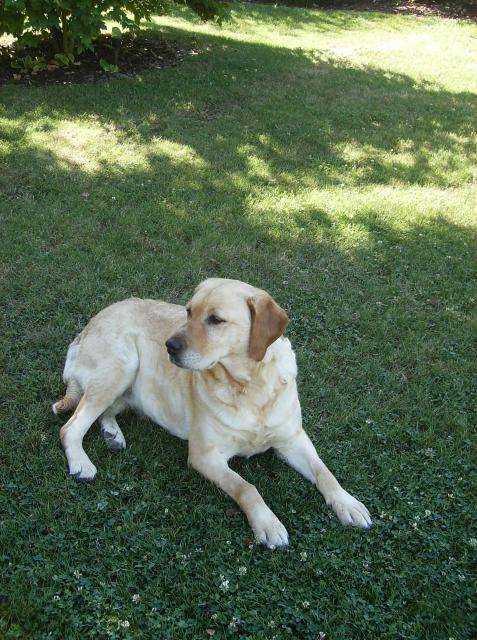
(77, 474, 96, 484)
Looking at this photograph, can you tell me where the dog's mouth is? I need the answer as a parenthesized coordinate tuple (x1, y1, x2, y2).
(169, 355, 187, 369)
(169, 354, 217, 371)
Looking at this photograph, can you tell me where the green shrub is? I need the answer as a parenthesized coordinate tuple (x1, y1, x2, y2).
(0, 0, 222, 55)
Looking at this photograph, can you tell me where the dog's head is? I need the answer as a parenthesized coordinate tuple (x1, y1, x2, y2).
(165, 278, 288, 371)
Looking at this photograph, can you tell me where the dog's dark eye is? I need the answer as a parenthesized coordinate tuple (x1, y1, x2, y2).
(208, 314, 225, 325)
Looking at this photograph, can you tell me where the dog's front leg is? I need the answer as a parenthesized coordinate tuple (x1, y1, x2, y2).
(189, 448, 289, 549)
(275, 429, 372, 529)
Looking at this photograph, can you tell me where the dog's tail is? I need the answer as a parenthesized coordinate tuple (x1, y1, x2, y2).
(52, 377, 82, 415)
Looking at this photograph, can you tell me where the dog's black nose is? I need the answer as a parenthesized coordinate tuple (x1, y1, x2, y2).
(165, 337, 182, 356)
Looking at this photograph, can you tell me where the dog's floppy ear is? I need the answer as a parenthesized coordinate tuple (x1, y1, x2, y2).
(247, 293, 289, 361)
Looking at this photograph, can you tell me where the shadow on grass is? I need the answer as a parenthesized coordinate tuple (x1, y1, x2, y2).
(1, 20, 475, 424)
(1, 21, 476, 193)
(1, 134, 475, 428)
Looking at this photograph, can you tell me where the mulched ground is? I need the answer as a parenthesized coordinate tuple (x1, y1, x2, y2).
(0, 33, 189, 86)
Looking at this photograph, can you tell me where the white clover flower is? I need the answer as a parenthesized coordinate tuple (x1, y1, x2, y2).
(238, 566, 247, 576)
(300, 551, 308, 561)
(219, 579, 230, 592)
(468, 538, 477, 548)
(53, 595, 60, 602)
(302, 600, 310, 609)
(424, 510, 432, 517)
(211, 613, 218, 620)
(228, 616, 237, 629)
(120, 620, 130, 628)
(73, 570, 82, 579)
(132, 593, 140, 603)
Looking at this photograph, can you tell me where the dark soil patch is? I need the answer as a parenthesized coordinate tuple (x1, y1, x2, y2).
(0, 33, 189, 86)
(241, 0, 477, 19)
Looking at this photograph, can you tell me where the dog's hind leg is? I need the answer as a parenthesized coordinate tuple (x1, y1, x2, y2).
(60, 363, 136, 482)
(100, 398, 127, 452)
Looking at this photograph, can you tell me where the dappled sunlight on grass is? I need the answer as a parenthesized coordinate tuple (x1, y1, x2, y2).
(38, 120, 148, 172)
(247, 183, 476, 249)
(151, 5, 477, 92)
(2, 13, 475, 194)
(151, 4, 415, 52)
(149, 138, 208, 168)
(0, 112, 209, 175)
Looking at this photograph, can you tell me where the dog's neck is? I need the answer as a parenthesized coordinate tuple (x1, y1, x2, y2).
(216, 356, 261, 389)
(196, 338, 297, 413)
(207, 338, 287, 390)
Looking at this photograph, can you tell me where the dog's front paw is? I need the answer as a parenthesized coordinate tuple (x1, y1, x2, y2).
(327, 489, 372, 529)
(250, 507, 289, 549)
(66, 450, 97, 483)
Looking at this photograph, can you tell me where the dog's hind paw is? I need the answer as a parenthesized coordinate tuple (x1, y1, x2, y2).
(101, 426, 126, 452)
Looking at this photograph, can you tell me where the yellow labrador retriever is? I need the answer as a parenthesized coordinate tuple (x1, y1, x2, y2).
(53, 278, 371, 548)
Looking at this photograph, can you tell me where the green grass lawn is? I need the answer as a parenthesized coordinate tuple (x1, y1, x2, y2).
(1, 3, 476, 638)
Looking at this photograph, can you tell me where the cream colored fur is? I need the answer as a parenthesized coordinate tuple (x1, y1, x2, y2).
(54, 278, 371, 548)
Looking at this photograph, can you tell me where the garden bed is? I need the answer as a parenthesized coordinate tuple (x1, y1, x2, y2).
(0, 33, 188, 86)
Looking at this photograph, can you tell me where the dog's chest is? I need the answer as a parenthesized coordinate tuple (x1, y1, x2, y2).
(202, 345, 300, 457)
(218, 382, 299, 456)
